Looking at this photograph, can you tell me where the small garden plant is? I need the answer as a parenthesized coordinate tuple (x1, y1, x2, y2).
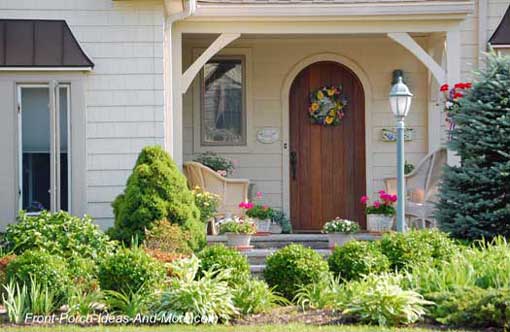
(322, 218, 360, 234)
(192, 186, 220, 223)
(194, 151, 235, 177)
(219, 220, 256, 235)
(361, 191, 397, 216)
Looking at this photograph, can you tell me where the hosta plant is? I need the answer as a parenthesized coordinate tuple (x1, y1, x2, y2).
(294, 272, 346, 310)
(343, 273, 432, 326)
(232, 278, 289, 314)
(322, 218, 360, 234)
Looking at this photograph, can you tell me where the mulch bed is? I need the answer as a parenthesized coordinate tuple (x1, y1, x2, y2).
(232, 307, 347, 325)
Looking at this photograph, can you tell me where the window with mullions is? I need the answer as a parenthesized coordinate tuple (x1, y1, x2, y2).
(201, 57, 246, 146)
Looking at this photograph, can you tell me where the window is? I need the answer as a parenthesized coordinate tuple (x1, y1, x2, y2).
(18, 84, 70, 213)
(201, 57, 246, 146)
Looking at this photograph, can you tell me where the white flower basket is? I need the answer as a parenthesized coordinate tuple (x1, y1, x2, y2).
(327, 233, 355, 249)
(254, 218, 272, 233)
(367, 214, 394, 232)
(225, 233, 252, 247)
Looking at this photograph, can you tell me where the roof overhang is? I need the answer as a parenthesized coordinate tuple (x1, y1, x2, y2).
(489, 4, 510, 48)
(190, 1, 474, 20)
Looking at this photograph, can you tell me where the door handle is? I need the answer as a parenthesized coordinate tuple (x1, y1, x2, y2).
(290, 151, 297, 180)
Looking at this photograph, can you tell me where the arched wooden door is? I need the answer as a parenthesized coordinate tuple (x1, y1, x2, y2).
(289, 61, 366, 231)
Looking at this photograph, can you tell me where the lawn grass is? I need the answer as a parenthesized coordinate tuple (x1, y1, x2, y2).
(1, 324, 476, 332)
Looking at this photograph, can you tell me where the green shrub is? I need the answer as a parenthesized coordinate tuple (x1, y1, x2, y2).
(67, 256, 99, 291)
(263, 244, 329, 300)
(342, 273, 432, 326)
(232, 278, 288, 314)
(6, 250, 70, 298)
(428, 287, 510, 329)
(98, 247, 165, 295)
(153, 256, 238, 324)
(197, 244, 250, 285)
(109, 145, 205, 250)
(328, 241, 390, 281)
(380, 230, 457, 271)
(5, 210, 115, 260)
(143, 220, 192, 254)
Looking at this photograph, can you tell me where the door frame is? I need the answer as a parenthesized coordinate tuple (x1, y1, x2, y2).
(280, 53, 374, 220)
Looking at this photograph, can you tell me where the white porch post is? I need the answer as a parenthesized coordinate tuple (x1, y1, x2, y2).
(446, 26, 461, 166)
(171, 27, 183, 168)
(427, 33, 445, 154)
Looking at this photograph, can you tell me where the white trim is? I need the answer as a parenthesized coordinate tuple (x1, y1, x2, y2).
(426, 33, 445, 154)
(492, 44, 510, 49)
(0, 67, 92, 72)
(193, 2, 474, 18)
(181, 33, 241, 94)
(388, 32, 446, 85)
(446, 27, 461, 166)
(280, 53, 373, 217)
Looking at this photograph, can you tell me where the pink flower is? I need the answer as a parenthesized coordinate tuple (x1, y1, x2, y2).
(390, 195, 398, 202)
(217, 170, 227, 177)
(262, 204, 269, 210)
(256, 191, 263, 199)
(239, 201, 247, 209)
(373, 201, 381, 208)
(360, 196, 369, 204)
(245, 202, 254, 209)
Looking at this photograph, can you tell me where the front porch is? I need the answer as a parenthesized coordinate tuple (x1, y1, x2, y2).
(165, 6, 470, 230)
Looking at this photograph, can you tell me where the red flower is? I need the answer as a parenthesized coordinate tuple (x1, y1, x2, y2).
(465, 82, 472, 88)
(454, 83, 464, 89)
(453, 92, 463, 99)
(440, 84, 449, 92)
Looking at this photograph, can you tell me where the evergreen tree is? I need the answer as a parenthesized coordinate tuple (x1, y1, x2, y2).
(436, 53, 510, 239)
(108, 145, 205, 250)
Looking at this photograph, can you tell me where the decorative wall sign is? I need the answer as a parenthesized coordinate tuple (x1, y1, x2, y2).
(380, 128, 415, 142)
(256, 128, 280, 144)
(308, 85, 348, 126)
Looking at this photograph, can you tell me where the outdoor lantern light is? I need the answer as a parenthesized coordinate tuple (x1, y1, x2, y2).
(389, 74, 413, 233)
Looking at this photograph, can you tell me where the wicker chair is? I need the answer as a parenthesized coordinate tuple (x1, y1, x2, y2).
(384, 148, 447, 229)
(183, 161, 249, 217)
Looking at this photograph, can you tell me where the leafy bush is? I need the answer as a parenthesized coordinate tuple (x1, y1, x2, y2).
(153, 256, 238, 324)
(6, 250, 70, 298)
(342, 273, 432, 326)
(263, 244, 329, 300)
(219, 220, 256, 235)
(192, 187, 220, 223)
(5, 210, 115, 260)
(294, 272, 345, 310)
(328, 241, 390, 281)
(427, 287, 510, 329)
(109, 145, 205, 250)
(436, 54, 510, 240)
(232, 278, 288, 314)
(197, 244, 250, 285)
(0, 254, 16, 291)
(194, 151, 234, 175)
(98, 246, 165, 295)
(67, 256, 99, 292)
(380, 229, 457, 270)
(143, 220, 192, 255)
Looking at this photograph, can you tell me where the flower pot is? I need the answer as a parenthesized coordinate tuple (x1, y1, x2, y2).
(327, 233, 355, 249)
(367, 214, 394, 232)
(225, 233, 252, 248)
(254, 218, 272, 234)
(269, 222, 282, 234)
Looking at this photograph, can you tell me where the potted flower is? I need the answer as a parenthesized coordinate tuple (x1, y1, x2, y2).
(239, 192, 274, 234)
(322, 217, 360, 248)
(361, 191, 397, 232)
(219, 218, 256, 248)
(194, 151, 235, 177)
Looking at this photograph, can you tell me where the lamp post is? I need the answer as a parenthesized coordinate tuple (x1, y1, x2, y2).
(389, 76, 413, 233)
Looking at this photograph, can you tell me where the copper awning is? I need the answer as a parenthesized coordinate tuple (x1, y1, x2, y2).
(0, 19, 94, 69)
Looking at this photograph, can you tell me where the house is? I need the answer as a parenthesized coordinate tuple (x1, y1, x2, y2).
(0, 0, 507, 232)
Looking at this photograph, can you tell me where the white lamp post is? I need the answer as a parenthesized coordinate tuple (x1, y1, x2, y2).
(389, 76, 413, 232)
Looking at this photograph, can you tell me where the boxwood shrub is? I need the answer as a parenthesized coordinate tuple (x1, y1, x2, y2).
(6, 250, 70, 298)
(98, 247, 165, 295)
(328, 241, 390, 281)
(263, 244, 329, 300)
(197, 244, 250, 285)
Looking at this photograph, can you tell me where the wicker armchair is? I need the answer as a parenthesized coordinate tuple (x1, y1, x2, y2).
(384, 148, 447, 229)
(183, 161, 249, 217)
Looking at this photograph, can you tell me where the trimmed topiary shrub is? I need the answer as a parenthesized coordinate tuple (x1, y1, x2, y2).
(197, 244, 250, 285)
(108, 145, 205, 250)
(98, 246, 165, 295)
(328, 241, 390, 281)
(5, 210, 115, 260)
(6, 250, 70, 298)
(380, 230, 457, 271)
(263, 244, 329, 300)
(436, 54, 510, 240)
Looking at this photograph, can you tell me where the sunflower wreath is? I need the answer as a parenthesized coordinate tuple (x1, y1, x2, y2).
(308, 85, 348, 126)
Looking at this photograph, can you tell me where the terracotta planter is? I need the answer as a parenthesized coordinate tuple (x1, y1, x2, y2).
(225, 233, 252, 247)
(327, 233, 355, 249)
(367, 214, 394, 232)
(254, 218, 272, 234)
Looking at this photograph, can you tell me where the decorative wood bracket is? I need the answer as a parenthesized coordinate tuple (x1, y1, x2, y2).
(180, 33, 241, 94)
(387, 32, 446, 84)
